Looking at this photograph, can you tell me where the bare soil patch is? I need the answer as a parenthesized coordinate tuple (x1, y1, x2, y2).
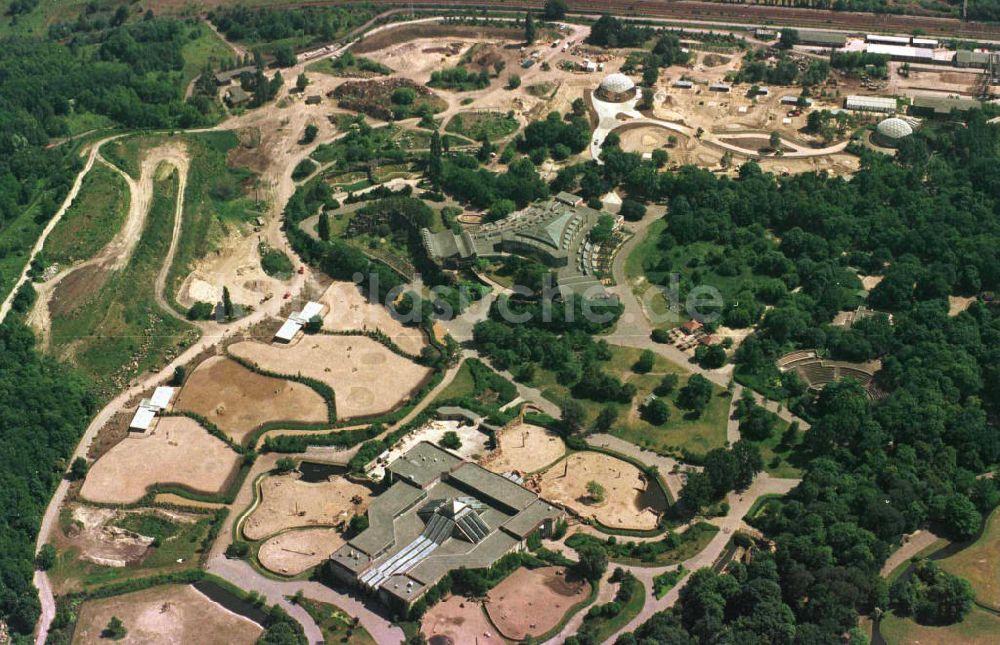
(617, 124, 674, 155)
(485, 567, 590, 641)
(948, 295, 976, 317)
(174, 356, 328, 444)
(352, 23, 521, 55)
(228, 336, 431, 419)
(243, 472, 372, 541)
(421, 594, 502, 645)
(58, 505, 152, 568)
(482, 424, 565, 475)
(72, 584, 262, 645)
(49, 264, 110, 318)
(539, 452, 664, 531)
(258, 527, 345, 576)
(81, 416, 241, 504)
(319, 281, 426, 355)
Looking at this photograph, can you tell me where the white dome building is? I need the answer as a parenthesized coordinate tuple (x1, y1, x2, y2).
(875, 117, 913, 147)
(596, 73, 637, 102)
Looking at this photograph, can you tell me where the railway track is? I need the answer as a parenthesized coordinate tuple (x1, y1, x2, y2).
(267, 0, 1000, 40)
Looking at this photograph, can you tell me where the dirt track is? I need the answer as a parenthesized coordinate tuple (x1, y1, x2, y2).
(29, 143, 192, 349)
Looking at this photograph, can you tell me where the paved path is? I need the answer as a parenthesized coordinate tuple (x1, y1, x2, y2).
(880, 529, 940, 578)
(604, 474, 800, 643)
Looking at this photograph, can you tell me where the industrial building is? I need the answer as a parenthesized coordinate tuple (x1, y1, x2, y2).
(845, 95, 898, 113)
(797, 30, 847, 48)
(954, 49, 993, 68)
(328, 442, 564, 611)
(909, 95, 982, 117)
(865, 43, 935, 63)
(422, 193, 621, 299)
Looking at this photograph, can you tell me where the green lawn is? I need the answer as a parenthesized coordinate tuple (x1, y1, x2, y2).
(49, 166, 196, 397)
(445, 111, 520, 141)
(938, 507, 1000, 610)
(623, 218, 685, 331)
(297, 598, 378, 645)
(180, 22, 240, 91)
(44, 164, 129, 266)
(435, 360, 477, 401)
(742, 410, 807, 479)
(878, 606, 1000, 645)
(578, 576, 646, 644)
(533, 346, 730, 457)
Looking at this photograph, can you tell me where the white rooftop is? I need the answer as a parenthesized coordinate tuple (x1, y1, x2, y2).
(275, 319, 303, 342)
(599, 72, 635, 95)
(129, 407, 156, 431)
(149, 386, 175, 410)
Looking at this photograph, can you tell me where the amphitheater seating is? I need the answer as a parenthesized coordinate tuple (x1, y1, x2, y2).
(778, 351, 880, 399)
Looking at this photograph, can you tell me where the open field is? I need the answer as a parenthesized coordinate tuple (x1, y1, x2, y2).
(47, 165, 195, 395)
(878, 606, 1000, 645)
(44, 163, 130, 267)
(174, 356, 328, 444)
(81, 416, 241, 504)
(421, 594, 503, 645)
(258, 527, 344, 576)
(318, 281, 426, 356)
(618, 124, 675, 156)
(482, 423, 566, 475)
(938, 508, 1000, 610)
(535, 345, 729, 456)
(242, 472, 372, 540)
(72, 584, 262, 645)
(229, 335, 431, 419)
(485, 566, 590, 641)
(539, 452, 665, 531)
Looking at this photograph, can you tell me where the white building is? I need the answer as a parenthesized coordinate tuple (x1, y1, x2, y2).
(845, 95, 897, 113)
(129, 406, 157, 433)
(274, 301, 326, 343)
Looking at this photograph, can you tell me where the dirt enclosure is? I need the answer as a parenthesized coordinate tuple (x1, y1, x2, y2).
(228, 336, 431, 419)
(81, 416, 241, 504)
(539, 452, 665, 531)
(174, 355, 328, 444)
(482, 423, 566, 474)
(485, 567, 590, 641)
(319, 281, 426, 355)
(257, 527, 345, 576)
(72, 584, 262, 645)
(421, 594, 502, 645)
(617, 124, 674, 155)
(59, 505, 152, 568)
(243, 472, 372, 540)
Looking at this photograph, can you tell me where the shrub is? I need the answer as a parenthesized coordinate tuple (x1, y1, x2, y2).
(439, 430, 462, 450)
(187, 301, 214, 320)
(651, 328, 670, 343)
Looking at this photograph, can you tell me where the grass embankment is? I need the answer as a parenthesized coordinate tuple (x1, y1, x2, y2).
(44, 164, 130, 266)
(49, 166, 196, 396)
(566, 523, 720, 567)
(49, 511, 217, 592)
(938, 507, 1000, 610)
(879, 606, 1000, 645)
(104, 132, 261, 311)
(297, 598, 378, 645)
(533, 345, 729, 456)
(577, 573, 645, 644)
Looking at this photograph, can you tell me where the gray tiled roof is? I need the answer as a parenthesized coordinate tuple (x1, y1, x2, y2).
(387, 441, 463, 488)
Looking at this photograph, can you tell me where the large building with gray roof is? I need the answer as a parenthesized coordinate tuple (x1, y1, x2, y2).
(328, 442, 563, 611)
(421, 192, 621, 300)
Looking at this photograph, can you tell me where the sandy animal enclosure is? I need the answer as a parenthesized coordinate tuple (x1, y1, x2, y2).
(72, 584, 262, 645)
(228, 336, 431, 419)
(257, 527, 345, 576)
(81, 417, 240, 504)
(174, 356, 328, 444)
(482, 424, 566, 474)
(243, 472, 372, 540)
(617, 124, 674, 155)
(485, 567, 590, 641)
(319, 281, 426, 355)
(421, 594, 503, 645)
(539, 452, 664, 531)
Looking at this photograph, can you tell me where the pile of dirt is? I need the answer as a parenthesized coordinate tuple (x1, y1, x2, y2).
(331, 78, 445, 121)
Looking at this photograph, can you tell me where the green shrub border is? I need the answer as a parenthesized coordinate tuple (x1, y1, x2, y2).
(225, 350, 337, 422)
